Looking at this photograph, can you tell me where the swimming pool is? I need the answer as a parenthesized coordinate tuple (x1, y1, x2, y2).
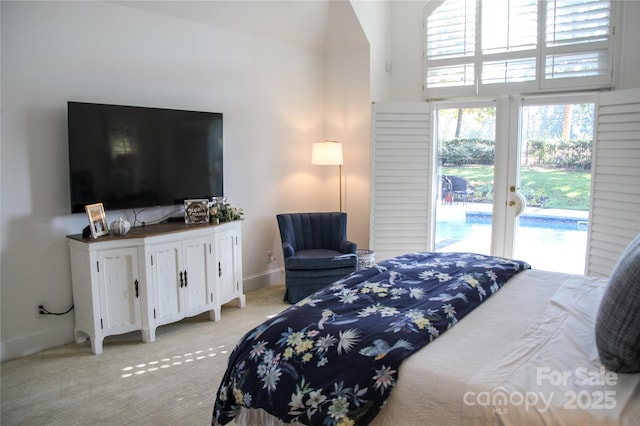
(435, 211, 588, 274)
(465, 211, 589, 230)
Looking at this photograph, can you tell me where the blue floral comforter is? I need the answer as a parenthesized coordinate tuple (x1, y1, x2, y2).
(212, 252, 530, 425)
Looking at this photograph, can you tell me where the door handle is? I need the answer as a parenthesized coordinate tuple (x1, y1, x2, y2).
(134, 280, 139, 298)
(184, 270, 188, 287)
(179, 271, 184, 287)
(218, 261, 222, 277)
(509, 192, 527, 217)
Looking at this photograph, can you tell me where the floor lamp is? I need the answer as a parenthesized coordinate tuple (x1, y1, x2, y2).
(311, 140, 344, 211)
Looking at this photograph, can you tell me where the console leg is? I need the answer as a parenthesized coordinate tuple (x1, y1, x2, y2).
(91, 337, 103, 355)
(142, 328, 155, 343)
(236, 294, 246, 308)
(210, 307, 221, 321)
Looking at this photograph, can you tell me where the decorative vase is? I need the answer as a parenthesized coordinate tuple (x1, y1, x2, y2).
(110, 217, 132, 236)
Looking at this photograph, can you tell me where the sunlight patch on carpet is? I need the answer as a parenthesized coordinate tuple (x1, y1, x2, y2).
(120, 345, 229, 378)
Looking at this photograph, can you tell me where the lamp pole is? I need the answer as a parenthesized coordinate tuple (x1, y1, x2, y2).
(339, 164, 343, 212)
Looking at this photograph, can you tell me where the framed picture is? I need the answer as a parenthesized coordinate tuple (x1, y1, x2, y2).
(184, 199, 210, 224)
(85, 203, 109, 239)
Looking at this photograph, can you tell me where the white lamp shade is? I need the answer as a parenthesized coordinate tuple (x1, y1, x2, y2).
(311, 141, 343, 165)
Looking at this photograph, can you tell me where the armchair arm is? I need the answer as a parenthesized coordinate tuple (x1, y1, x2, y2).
(339, 239, 357, 254)
(282, 242, 296, 258)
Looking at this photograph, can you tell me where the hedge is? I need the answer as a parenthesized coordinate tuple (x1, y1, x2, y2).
(439, 138, 592, 170)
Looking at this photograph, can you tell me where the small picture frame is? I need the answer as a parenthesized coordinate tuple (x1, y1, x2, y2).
(85, 203, 109, 239)
(184, 199, 210, 224)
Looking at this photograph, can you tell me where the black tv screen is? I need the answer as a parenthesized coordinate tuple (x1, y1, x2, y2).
(68, 102, 223, 213)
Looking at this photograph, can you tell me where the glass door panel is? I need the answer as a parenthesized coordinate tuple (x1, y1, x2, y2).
(513, 101, 593, 274)
(435, 104, 496, 255)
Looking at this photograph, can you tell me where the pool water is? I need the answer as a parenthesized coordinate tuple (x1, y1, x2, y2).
(436, 217, 587, 274)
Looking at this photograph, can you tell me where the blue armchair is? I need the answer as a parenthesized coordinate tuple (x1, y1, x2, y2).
(276, 212, 358, 303)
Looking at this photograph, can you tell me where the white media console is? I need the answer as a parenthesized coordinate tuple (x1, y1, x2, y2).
(67, 220, 244, 354)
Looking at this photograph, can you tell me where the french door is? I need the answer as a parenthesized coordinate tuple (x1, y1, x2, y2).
(433, 95, 594, 274)
(372, 89, 638, 276)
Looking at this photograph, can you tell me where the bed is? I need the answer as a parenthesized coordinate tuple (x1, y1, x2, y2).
(212, 244, 640, 425)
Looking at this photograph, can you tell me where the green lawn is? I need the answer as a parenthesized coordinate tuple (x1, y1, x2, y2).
(442, 166, 591, 211)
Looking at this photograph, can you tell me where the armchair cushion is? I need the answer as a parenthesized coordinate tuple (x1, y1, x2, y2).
(286, 250, 358, 270)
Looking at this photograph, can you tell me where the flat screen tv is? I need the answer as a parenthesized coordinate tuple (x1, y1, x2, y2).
(68, 102, 223, 214)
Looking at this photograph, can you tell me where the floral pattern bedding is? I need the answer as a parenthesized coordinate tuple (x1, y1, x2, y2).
(212, 252, 530, 426)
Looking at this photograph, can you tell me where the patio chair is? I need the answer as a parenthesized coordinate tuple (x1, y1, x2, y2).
(446, 175, 474, 205)
(441, 176, 453, 205)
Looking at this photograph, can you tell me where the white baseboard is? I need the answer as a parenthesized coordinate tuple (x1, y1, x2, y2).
(1, 324, 75, 362)
(243, 267, 284, 292)
(1, 270, 285, 362)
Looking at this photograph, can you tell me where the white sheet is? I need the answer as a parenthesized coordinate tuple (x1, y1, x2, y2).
(463, 274, 640, 425)
(231, 270, 639, 425)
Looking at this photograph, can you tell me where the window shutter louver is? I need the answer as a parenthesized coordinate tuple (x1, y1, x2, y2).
(481, 0, 538, 55)
(544, 0, 612, 83)
(371, 103, 431, 262)
(425, 0, 476, 89)
(545, 0, 611, 46)
(480, 0, 538, 85)
(587, 89, 640, 277)
(426, 0, 475, 59)
(424, 0, 614, 96)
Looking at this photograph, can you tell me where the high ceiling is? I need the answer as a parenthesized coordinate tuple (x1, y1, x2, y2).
(113, 0, 369, 51)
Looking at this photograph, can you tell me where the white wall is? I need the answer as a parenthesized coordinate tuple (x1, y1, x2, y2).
(616, 0, 640, 90)
(325, 47, 372, 244)
(388, 1, 426, 101)
(0, 1, 371, 361)
(351, 0, 391, 102)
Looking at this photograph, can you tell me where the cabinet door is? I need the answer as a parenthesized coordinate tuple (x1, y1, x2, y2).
(97, 248, 142, 336)
(151, 241, 183, 326)
(182, 236, 213, 316)
(217, 229, 241, 305)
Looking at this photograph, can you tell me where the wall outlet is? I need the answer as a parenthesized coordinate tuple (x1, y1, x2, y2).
(36, 303, 46, 317)
(267, 250, 276, 263)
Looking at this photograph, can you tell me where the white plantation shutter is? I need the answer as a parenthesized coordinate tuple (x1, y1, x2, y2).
(543, 0, 613, 88)
(370, 103, 432, 262)
(480, 0, 538, 86)
(425, 0, 476, 90)
(587, 88, 640, 276)
(423, 0, 614, 96)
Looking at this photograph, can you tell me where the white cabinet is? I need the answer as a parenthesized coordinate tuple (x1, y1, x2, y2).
(68, 221, 244, 354)
(97, 247, 143, 338)
(217, 225, 246, 308)
(69, 242, 151, 355)
(150, 240, 184, 327)
(182, 236, 216, 315)
(148, 235, 216, 339)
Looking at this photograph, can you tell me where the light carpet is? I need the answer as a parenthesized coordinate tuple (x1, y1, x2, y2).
(1, 284, 289, 426)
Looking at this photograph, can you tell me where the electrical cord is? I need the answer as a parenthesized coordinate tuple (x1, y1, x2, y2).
(39, 304, 74, 316)
(155, 207, 185, 223)
(131, 207, 185, 227)
(132, 207, 150, 228)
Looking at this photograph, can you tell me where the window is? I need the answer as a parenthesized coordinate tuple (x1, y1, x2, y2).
(424, 0, 615, 97)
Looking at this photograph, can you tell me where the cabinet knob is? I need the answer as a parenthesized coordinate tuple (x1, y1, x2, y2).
(179, 271, 184, 287)
(218, 261, 222, 277)
(134, 280, 139, 298)
(184, 270, 188, 287)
